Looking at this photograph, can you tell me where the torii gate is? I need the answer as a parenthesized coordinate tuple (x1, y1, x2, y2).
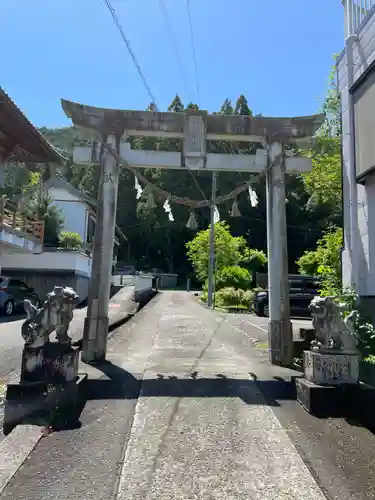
(62, 99, 323, 367)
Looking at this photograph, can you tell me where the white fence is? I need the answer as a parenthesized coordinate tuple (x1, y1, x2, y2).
(344, 0, 375, 37)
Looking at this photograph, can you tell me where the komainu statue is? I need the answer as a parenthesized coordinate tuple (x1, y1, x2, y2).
(309, 296, 359, 353)
(21, 286, 80, 349)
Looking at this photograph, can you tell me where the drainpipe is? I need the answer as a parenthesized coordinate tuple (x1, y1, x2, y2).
(345, 30, 359, 291)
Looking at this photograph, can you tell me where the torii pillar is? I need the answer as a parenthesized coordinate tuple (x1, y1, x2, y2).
(61, 98, 323, 366)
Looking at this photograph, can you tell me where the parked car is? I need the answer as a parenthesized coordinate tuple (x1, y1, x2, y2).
(253, 275, 320, 318)
(0, 277, 40, 316)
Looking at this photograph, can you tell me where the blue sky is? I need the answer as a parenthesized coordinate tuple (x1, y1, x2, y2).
(1, 0, 344, 128)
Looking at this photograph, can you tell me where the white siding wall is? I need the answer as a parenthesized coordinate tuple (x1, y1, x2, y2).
(47, 187, 88, 241)
(339, 7, 375, 294)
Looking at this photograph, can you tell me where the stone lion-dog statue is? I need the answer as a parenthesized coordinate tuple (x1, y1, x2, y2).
(309, 295, 359, 353)
(21, 286, 80, 349)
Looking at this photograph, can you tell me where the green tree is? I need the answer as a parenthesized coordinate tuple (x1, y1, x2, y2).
(215, 266, 252, 291)
(296, 227, 343, 295)
(235, 95, 252, 116)
(220, 98, 234, 115)
(23, 189, 65, 247)
(301, 61, 342, 221)
(186, 222, 251, 282)
(186, 102, 199, 110)
(168, 94, 184, 112)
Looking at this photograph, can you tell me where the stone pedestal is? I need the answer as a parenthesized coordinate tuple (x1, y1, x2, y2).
(3, 343, 84, 435)
(296, 350, 360, 418)
(21, 343, 79, 384)
(295, 377, 345, 417)
(304, 350, 359, 385)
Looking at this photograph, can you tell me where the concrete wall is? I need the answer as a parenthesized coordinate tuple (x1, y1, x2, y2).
(1, 269, 90, 304)
(0, 228, 42, 254)
(1, 250, 92, 303)
(338, 8, 375, 299)
(47, 187, 89, 242)
(1, 250, 92, 278)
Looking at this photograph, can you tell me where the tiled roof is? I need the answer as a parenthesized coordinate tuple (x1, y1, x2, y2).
(0, 87, 65, 163)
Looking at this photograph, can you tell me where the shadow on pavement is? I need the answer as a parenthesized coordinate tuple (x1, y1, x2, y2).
(85, 361, 297, 408)
(0, 313, 25, 324)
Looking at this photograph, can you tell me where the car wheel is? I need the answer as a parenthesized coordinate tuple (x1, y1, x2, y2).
(263, 304, 269, 317)
(4, 300, 14, 317)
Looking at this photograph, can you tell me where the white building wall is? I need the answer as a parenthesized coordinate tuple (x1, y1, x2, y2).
(338, 6, 375, 296)
(1, 251, 92, 277)
(47, 187, 88, 241)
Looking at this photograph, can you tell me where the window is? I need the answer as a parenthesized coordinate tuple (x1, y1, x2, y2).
(86, 214, 95, 244)
(8, 280, 28, 289)
(353, 64, 375, 180)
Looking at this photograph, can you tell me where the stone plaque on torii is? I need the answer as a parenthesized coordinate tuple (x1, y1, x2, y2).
(61, 98, 323, 367)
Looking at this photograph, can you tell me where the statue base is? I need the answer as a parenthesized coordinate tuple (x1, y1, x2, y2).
(295, 377, 346, 417)
(21, 343, 79, 384)
(3, 343, 85, 436)
(304, 350, 359, 386)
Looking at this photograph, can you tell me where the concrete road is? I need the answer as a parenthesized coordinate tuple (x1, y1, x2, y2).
(4, 292, 375, 500)
(224, 311, 312, 343)
(0, 287, 137, 382)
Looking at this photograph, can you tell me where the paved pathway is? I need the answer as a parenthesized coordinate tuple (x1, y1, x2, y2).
(3, 292, 375, 500)
(1, 292, 325, 500)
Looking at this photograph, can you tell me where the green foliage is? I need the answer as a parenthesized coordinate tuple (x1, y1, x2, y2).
(214, 287, 253, 308)
(215, 266, 252, 291)
(364, 355, 375, 364)
(295, 250, 320, 276)
(301, 60, 342, 221)
(247, 249, 267, 275)
(23, 189, 65, 247)
(296, 227, 343, 295)
(38, 76, 340, 280)
(59, 231, 83, 251)
(186, 222, 251, 282)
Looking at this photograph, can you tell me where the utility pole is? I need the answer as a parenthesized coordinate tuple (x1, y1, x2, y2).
(207, 170, 217, 308)
(266, 141, 293, 366)
(82, 134, 120, 364)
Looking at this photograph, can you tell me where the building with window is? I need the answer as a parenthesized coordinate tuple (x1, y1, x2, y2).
(338, 0, 375, 312)
(0, 87, 63, 257)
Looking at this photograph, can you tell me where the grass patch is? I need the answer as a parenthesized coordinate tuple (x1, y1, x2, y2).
(255, 342, 269, 350)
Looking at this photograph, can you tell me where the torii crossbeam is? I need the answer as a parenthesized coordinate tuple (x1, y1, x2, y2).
(61, 98, 323, 367)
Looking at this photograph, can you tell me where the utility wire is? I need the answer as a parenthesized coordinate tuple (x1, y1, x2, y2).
(158, 0, 206, 200)
(102, 0, 157, 106)
(158, 0, 190, 97)
(186, 0, 201, 106)
(102, 0, 207, 202)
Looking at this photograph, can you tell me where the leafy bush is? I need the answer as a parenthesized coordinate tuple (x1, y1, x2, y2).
(186, 222, 254, 282)
(215, 287, 253, 308)
(363, 355, 375, 365)
(330, 288, 375, 358)
(296, 227, 343, 296)
(215, 266, 252, 291)
(59, 231, 83, 250)
(247, 249, 267, 275)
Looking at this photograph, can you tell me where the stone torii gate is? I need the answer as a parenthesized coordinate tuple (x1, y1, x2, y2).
(62, 99, 323, 367)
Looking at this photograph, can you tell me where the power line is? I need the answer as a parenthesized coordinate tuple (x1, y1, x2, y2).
(101, 0, 157, 105)
(158, 0, 190, 97)
(102, 0, 206, 202)
(186, 0, 201, 106)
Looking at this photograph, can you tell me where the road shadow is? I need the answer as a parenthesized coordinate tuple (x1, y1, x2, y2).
(85, 361, 297, 408)
(0, 313, 25, 324)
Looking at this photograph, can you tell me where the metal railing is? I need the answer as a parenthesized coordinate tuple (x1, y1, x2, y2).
(0, 197, 45, 243)
(343, 0, 375, 37)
